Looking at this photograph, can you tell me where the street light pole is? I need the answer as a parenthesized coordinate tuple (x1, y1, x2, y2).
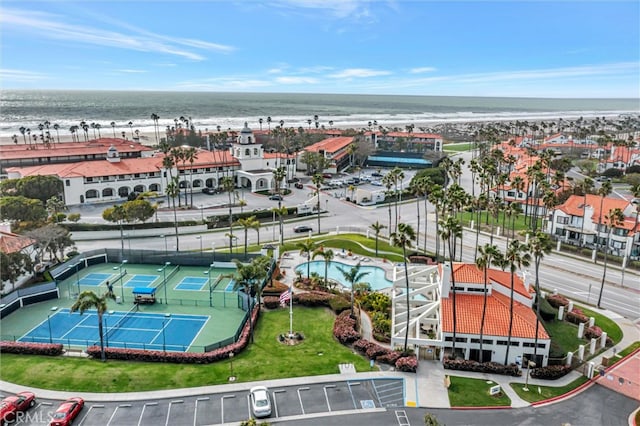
(211, 242, 216, 266)
(159, 235, 168, 255)
(157, 261, 171, 304)
(74, 258, 84, 296)
(113, 259, 128, 303)
(204, 263, 214, 307)
(523, 359, 536, 391)
(47, 314, 53, 344)
(196, 236, 203, 254)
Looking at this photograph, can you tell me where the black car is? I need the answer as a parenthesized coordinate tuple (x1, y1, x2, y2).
(269, 194, 283, 201)
(202, 187, 220, 195)
(371, 171, 383, 177)
(294, 225, 313, 233)
(294, 182, 304, 189)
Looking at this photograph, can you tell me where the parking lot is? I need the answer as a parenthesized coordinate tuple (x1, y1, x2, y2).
(8, 378, 404, 426)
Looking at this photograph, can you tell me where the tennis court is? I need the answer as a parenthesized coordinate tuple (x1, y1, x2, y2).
(175, 277, 210, 291)
(123, 274, 159, 288)
(18, 307, 209, 352)
(79, 273, 114, 287)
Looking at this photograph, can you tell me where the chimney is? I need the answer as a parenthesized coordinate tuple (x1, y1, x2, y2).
(441, 263, 451, 298)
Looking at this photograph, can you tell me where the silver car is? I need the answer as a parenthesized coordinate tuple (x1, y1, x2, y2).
(249, 386, 271, 418)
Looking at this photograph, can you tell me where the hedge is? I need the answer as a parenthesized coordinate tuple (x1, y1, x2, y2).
(443, 358, 521, 377)
(0, 341, 64, 356)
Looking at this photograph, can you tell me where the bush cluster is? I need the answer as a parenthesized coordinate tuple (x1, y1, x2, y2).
(546, 294, 570, 308)
(530, 365, 572, 380)
(395, 356, 419, 373)
(352, 339, 418, 372)
(85, 308, 259, 363)
(294, 291, 335, 307)
(566, 308, 589, 325)
(443, 358, 521, 377)
(584, 325, 613, 346)
(0, 341, 64, 356)
(263, 296, 281, 309)
(328, 297, 351, 314)
(332, 310, 361, 344)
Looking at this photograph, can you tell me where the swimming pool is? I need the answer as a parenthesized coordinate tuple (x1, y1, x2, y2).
(295, 261, 392, 290)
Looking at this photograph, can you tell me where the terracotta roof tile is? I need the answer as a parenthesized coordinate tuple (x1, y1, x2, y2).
(0, 231, 35, 254)
(0, 138, 152, 160)
(452, 263, 530, 299)
(441, 292, 549, 339)
(305, 137, 354, 154)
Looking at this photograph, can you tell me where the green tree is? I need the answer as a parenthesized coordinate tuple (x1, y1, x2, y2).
(233, 256, 269, 342)
(439, 216, 462, 358)
(337, 262, 370, 318)
(503, 240, 531, 365)
(311, 174, 324, 234)
(297, 239, 316, 279)
(234, 216, 260, 258)
(0, 196, 47, 223)
(313, 248, 334, 289)
(391, 222, 416, 353)
(15, 175, 63, 203)
(67, 213, 81, 223)
(272, 206, 288, 245)
(123, 199, 156, 223)
(528, 231, 552, 361)
(0, 251, 33, 293)
(102, 204, 127, 257)
(71, 290, 113, 362)
(221, 176, 236, 252)
(369, 221, 387, 256)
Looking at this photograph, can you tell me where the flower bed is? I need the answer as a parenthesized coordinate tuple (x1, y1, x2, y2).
(546, 294, 570, 308)
(530, 365, 572, 380)
(332, 310, 361, 344)
(443, 358, 521, 377)
(0, 341, 64, 356)
(566, 308, 589, 324)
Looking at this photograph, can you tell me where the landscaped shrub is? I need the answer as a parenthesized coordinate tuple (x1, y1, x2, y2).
(584, 325, 614, 346)
(566, 308, 588, 324)
(443, 358, 521, 376)
(395, 355, 418, 372)
(263, 296, 280, 309)
(530, 365, 572, 380)
(546, 294, 569, 308)
(0, 341, 64, 356)
(328, 296, 351, 314)
(365, 344, 389, 360)
(353, 339, 374, 353)
(332, 310, 361, 344)
(294, 291, 335, 307)
(536, 296, 558, 321)
(376, 351, 402, 365)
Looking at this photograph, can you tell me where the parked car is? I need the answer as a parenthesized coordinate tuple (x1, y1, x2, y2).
(371, 180, 383, 186)
(322, 173, 332, 179)
(594, 176, 612, 182)
(249, 386, 272, 418)
(0, 392, 36, 425)
(371, 171, 383, 177)
(268, 194, 283, 201)
(293, 225, 313, 233)
(294, 182, 304, 189)
(202, 187, 220, 195)
(48, 397, 84, 426)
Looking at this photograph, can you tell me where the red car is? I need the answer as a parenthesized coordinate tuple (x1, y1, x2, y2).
(48, 397, 84, 426)
(1, 391, 36, 425)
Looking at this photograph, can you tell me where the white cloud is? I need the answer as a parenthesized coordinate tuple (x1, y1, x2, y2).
(329, 68, 392, 79)
(409, 67, 437, 74)
(272, 0, 370, 19)
(275, 76, 319, 84)
(0, 68, 47, 82)
(0, 8, 234, 61)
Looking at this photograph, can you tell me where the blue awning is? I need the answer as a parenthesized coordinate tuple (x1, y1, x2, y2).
(132, 287, 156, 295)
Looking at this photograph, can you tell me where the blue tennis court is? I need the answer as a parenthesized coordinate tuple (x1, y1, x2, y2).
(18, 308, 209, 352)
(124, 274, 159, 288)
(175, 276, 209, 291)
(224, 279, 237, 292)
(79, 273, 113, 287)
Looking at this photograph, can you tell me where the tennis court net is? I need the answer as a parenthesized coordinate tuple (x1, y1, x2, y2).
(104, 304, 139, 343)
(156, 265, 180, 291)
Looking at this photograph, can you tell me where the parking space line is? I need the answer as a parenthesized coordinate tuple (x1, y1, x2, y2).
(40, 402, 53, 406)
(272, 389, 286, 418)
(221, 394, 235, 425)
(194, 397, 209, 426)
(77, 405, 98, 426)
(107, 405, 120, 426)
(395, 409, 410, 426)
(166, 400, 183, 426)
(347, 381, 360, 409)
(323, 385, 336, 412)
(138, 402, 157, 426)
(297, 387, 309, 415)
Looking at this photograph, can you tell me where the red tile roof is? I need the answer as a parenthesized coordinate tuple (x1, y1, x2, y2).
(0, 138, 152, 160)
(441, 292, 549, 339)
(556, 194, 630, 223)
(0, 230, 35, 254)
(452, 263, 531, 299)
(304, 137, 354, 154)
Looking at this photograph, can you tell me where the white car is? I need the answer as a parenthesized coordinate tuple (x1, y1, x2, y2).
(249, 386, 271, 418)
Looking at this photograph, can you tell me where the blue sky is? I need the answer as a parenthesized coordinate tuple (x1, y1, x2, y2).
(1, 0, 638, 98)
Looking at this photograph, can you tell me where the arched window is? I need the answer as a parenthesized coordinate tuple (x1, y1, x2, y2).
(253, 148, 258, 155)
(86, 189, 99, 199)
(149, 183, 160, 192)
(133, 184, 145, 193)
(245, 148, 250, 156)
(102, 188, 114, 197)
(248, 137, 252, 143)
(118, 187, 129, 197)
(193, 179, 203, 188)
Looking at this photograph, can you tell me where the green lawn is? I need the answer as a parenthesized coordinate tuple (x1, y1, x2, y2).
(447, 376, 511, 407)
(575, 305, 623, 344)
(0, 307, 371, 392)
(509, 376, 588, 403)
(443, 143, 474, 152)
(457, 211, 542, 234)
(280, 233, 406, 262)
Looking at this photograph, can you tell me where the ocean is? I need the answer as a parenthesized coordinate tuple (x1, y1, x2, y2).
(1, 90, 638, 139)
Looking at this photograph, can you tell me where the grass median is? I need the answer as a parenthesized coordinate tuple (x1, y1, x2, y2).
(0, 307, 371, 393)
(447, 376, 511, 407)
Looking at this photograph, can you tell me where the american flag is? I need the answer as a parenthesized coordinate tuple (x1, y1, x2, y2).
(279, 288, 291, 307)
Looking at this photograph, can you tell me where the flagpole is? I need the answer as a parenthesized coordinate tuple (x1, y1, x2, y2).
(288, 284, 293, 337)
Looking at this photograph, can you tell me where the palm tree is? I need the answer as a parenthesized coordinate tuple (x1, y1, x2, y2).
(128, 121, 134, 139)
(313, 248, 335, 289)
(369, 221, 387, 256)
(166, 177, 180, 251)
(595, 181, 613, 256)
(475, 244, 502, 363)
(53, 123, 60, 143)
(503, 240, 531, 365)
(297, 238, 316, 279)
(311, 174, 324, 234)
(272, 205, 288, 245)
(390, 223, 416, 353)
(428, 184, 445, 259)
(233, 257, 268, 342)
(71, 290, 112, 362)
(234, 215, 260, 259)
(258, 118, 263, 131)
(528, 231, 552, 362)
(110, 121, 116, 138)
(151, 113, 160, 145)
(221, 176, 236, 253)
(267, 116, 272, 133)
(439, 216, 462, 358)
(337, 261, 370, 319)
(185, 147, 198, 207)
(382, 173, 394, 232)
(597, 208, 625, 308)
